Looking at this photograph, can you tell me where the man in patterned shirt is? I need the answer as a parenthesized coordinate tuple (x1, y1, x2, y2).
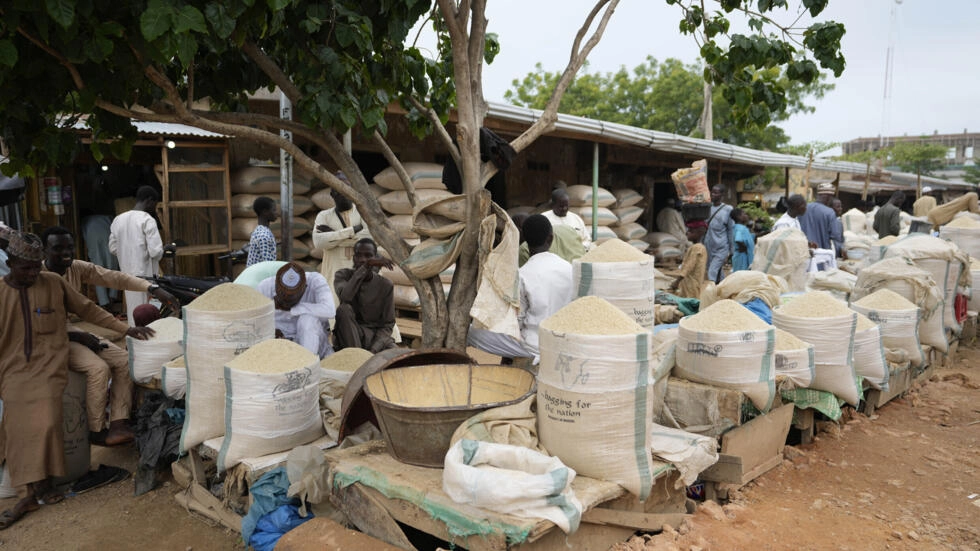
(247, 196, 278, 266)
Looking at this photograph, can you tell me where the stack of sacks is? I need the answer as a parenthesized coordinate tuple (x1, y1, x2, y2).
(772, 291, 861, 406)
(374, 162, 453, 243)
(537, 296, 656, 500)
(565, 185, 618, 244)
(751, 228, 811, 292)
(644, 232, 684, 264)
(229, 166, 318, 276)
(217, 339, 324, 471)
(851, 289, 926, 368)
(675, 299, 777, 411)
(882, 234, 970, 335)
(939, 216, 980, 259)
(179, 283, 275, 453)
(573, 239, 656, 330)
(851, 256, 947, 353)
(610, 188, 647, 250)
(379, 263, 452, 310)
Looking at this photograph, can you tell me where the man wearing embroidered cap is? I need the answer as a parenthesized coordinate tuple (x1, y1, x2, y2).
(0, 231, 153, 529)
(913, 186, 937, 217)
(257, 261, 336, 358)
(798, 183, 843, 270)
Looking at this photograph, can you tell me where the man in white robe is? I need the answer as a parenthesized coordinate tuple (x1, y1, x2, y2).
(541, 188, 592, 250)
(108, 186, 166, 325)
(258, 262, 336, 358)
(312, 172, 371, 305)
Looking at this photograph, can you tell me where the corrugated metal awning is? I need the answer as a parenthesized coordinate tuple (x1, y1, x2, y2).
(71, 119, 227, 138)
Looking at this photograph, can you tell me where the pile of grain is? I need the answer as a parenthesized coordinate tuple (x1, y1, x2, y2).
(541, 296, 645, 335)
(945, 216, 980, 229)
(681, 299, 770, 331)
(874, 235, 900, 246)
(855, 312, 876, 331)
(145, 317, 184, 341)
(777, 291, 851, 318)
(321, 348, 373, 372)
(579, 238, 649, 263)
(227, 339, 318, 373)
(186, 283, 270, 311)
(852, 289, 917, 311)
(774, 328, 809, 351)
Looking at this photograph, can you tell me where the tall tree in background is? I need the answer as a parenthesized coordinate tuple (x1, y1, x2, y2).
(886, 142, 950, 198)
(506, 57, 833, 150)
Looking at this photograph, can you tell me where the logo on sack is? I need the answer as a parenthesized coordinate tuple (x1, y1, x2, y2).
(273, 367, 312, 395)
(686, 343, 723, 357)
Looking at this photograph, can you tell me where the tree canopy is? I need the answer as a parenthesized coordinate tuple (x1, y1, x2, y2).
(885, 142, 949, 177)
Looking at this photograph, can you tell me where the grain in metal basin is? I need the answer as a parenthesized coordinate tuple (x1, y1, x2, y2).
(363, 364, 535, 467)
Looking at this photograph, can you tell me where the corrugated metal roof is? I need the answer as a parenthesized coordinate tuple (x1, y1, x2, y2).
(131, 121, 227, 138)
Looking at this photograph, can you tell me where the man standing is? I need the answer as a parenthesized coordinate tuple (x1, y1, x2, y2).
(109, 186, 167, 325)
(873, 191, 905, 239)
(656, 197, 690, 251)
(247, 196, 278, 266)
(913, 186, 937, 217)
(773, 194, 807, 232)
(42, 226, 178, 445)
(542, 188, 592, 251)
(312, 173, 371, 305)
(258, 262, 336, 358)
(468, 214, 573, 364)
(333, 238, 397, 353)
(0, 232, 152, 529)
(799, 183, 844, 268)
(704, 184, 734, 284)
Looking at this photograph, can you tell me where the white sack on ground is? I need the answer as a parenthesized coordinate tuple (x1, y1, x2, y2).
(649, 424, 719, 488)
(128, 316, 184, 384)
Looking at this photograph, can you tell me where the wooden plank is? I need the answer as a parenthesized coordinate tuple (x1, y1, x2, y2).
(662, 377, 744, 436)
(333, 483, 418, 551)
(395, 317, 422, 339)
(737, 455, 783, 485)
(698, 454, 743, 484)
(188, 448, 208, 484)
(175, 484, 243, 532)
(720, 403, 794, 475)
(511, 522, 635, 551)
(580, 508, 690, 531)
(171, 458, 192, 489)
(277, 517, 407, 551)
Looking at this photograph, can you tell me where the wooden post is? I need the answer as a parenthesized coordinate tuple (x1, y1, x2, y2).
(784, 167, 790, 199)
(803, 152, 813, 202)
(862, 163, 871, 201)
(916, 169, 922, 200)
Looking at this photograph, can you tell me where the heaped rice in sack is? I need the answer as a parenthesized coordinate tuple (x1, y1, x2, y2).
(851, 312, 889, 390)
(675, 300, 776, 411)
(939, 215, 980, 259)
(851, 289, 926, 368)
(128, 317, 184, 384)
(773, 328, 814, 388)
(218, 339, 324, 471)
(574, 239, 656, 329)
(180, 283, 275, 452)
(161, 356, 186, 399)
(772, 291, 861, 405)
(537, 296, 655, 500)
(882, 234, 969, 335)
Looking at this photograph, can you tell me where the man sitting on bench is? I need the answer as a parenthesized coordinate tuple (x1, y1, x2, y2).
(333, 238, 397, 353)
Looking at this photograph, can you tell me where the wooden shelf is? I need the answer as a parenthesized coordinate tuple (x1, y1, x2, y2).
(167, 165, 225, 172)
(174, 244, 230, 256)
(167, 200, 227, 208)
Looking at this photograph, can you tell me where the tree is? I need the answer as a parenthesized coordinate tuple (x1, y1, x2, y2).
(886, 142, 949, 198)
(506, 57, 834, 150)
(0, 0, 843, 351)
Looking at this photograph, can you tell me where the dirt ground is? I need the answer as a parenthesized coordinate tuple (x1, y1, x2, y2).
(0, 346, 977, 551)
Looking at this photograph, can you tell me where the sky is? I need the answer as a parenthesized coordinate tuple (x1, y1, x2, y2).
(413, 0, 980, 147)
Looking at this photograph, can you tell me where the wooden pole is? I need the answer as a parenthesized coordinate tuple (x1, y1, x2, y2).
(784, 167, 790, 199)
(861, 162, 871, 201)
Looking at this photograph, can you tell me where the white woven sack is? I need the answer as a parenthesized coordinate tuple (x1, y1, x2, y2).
(939, 225, 980, 259)
(772, 309, 861, 405)
(373, 162, 446, 191)
(775, 345, 814, 388)
(218, 362, 324, 472)
(571, 206, 617, 226)
(565, 185, 615, 208)
(127, 318, 184, 384)
(443, 439, 583, 534)
(537, 328, 655, 500)
(594, 226, 618, 244)
(675, 323, 776, 411)
(573, 258, 655, 329)
(613, 188, 643, 208)
(850, 303, 926, 368)
(883, 235, 968, 335)
(613, 222, 647, 241)
(971, 268, 980, 312)
(841, 208, 867, 233)
(751, 228, 810, 292)
(180, 301, 275, 453)
(612, 205, 644, 226)
(378, 189, 454, 215)
(852, 325, 889, 391)
(161, 361, 186, 400)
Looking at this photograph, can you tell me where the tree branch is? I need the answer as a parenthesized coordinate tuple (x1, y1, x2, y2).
(371, 130, 418, 208)
(509, 0, 619, 154)
(242, 40, 304, 105)
(17, 26, 86, 90)
(407, 96, 459, 166)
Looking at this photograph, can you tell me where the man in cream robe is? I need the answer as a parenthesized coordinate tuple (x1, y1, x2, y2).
(108, 186, 165, 325)
(312, 179, 371, 305)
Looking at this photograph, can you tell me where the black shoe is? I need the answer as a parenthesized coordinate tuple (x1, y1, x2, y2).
(89, 430, 109, 446)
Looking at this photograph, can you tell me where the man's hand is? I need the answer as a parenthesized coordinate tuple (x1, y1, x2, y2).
(69, 331, 104, 353)
(151, 288, 180, 314)
(365, 257, 394, 271)
(126, 326, 155, 341)
(315, 224, 335, 233)
(163, 243, 177, 256)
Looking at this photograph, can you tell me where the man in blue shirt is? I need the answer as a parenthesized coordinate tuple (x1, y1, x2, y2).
(247, 196, 278, 266)
(704, 185, 734, 283)
(799, 183, 844, 270)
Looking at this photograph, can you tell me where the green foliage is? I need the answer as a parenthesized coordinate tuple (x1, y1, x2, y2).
(505, 56, 832, 150)
(781, 140, 839, 157)
(963, 165, 980, 185)
(737, 201, 772, 231)
(885, 142, 949, 176)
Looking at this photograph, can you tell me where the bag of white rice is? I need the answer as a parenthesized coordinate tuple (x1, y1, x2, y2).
(565, 185, 616, 208)
(852, 313, 889, 390)
(612, 205, 644, 226)
(675, 300, 776, 410)
(537, 296, 655, 500)
(373, 162, 447, 191)
(774, 329, 814, 388)
(571, 206, 617, 226)
(613, 222, 647, 241)
(161, 356, 186, 400)
(128, 317, 184, 384)
(217, 339, 323, 471)
(883, 234, 969, 335)
(851, 289, 926, 368)
(180, 283, 275, 453)
(772, 291, 861, 405)
(574, 240, 655, 329)
(612, 188, 643, 208)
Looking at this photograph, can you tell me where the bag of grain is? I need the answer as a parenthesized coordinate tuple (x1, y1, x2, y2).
(379, 189, 455, 215)
(698, 270, 785, 310)
(270, 217, 313, 239)
(573, 239, 656, 329)
(565, 185, 616, 208)
(230, 167, 281, 194)
(644, 232, 682, 249)
(675, 300, 776, 411)
(593, 226, 618, 244)
(772, 291, 861, 406)
(537, 296, 655, 500)
(571, 206, 617, 226)
(612, 205, 644, 226)
(653, 246, 683, 263)
(806, 269, 857, 302)
(670, 160, 709, 204)
(843, 230, 872, 260)
(629, 240, 650, 253)
(852, 313, 889, 390)
(373, 162, 447, 191)
(613, 188, 643, 208)
(850, 289, 926, 368)
(613, 222, 647, 241)
(310, 188, 336, 211)
(882, 234, 969, 335)
(128, 317, 184, 384)
(217, 339, 324, 471)
(773, 329, 814, 388)
(841, 208, 867, 234)
(751, 228, 811, 292)
(927, 191, 980, 227)
(161, 356, 186, 399)
(180, 283, 275, 453)
(939, 216, 980, 259)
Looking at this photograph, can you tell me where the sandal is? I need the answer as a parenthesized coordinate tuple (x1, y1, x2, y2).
(0, 499, 39, 530)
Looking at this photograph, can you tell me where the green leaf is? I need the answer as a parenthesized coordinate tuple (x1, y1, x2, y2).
(266, 0, 291, 10)
(140, 0, 173, 41)
(175, 33, 197, 68)
(339, 106, 357, 129)
(174, 5, 207, 34)
(0, 40, 18, 67)
(90, 142, 104, 163)
(109, 139, 133, 162)
(336, 24, 357, 48)
(45, 0, 75, 29)
(205, 3, 236, 39)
